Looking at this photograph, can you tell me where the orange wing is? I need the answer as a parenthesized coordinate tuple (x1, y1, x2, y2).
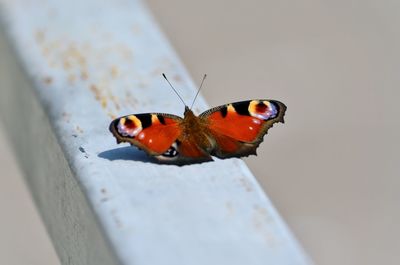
(109, 113, 182, 155)
(200, 100, 286, 158)
(109, 112, 212, 164)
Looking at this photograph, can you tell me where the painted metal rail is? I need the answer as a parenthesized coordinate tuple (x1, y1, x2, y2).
(0, 0, 311, 264)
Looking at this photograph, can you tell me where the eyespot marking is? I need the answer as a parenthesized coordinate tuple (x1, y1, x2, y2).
(161, 141, 179, 158)
(248, 100, 277, 120)
(117, 116, 142, 137)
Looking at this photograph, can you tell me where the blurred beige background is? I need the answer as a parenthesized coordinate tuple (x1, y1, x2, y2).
(0, 124, 59, 265)
(0, 0, 399, 264)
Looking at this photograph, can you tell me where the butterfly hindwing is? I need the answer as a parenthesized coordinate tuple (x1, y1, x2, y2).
(200, 100, 287, 158)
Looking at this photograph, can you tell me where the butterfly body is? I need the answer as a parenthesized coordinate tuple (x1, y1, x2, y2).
(109, 100, 286, 165)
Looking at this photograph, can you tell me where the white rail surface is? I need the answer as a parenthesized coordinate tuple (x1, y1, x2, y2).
(0, 0, 311, 264)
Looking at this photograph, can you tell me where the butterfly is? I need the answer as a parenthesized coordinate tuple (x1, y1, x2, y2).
(109, 74, 287, 165)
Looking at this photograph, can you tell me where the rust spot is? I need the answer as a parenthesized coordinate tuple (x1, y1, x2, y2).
(43, 76, 53, 85)
(78, 56, 86, 67)
(89, 84, 116, 111)
(173, 74, 182, 82)
(108, 112, 116, 119)
(80, 70, 89, 80)
(101, 97, 108, 108)
(90, 84, 101, 100)
(110, 66, 119, 78)
(68, 73, 76, 84)
(63, 59, 72, 70)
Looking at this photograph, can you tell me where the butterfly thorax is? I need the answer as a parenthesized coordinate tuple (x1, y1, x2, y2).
(179, 107, 213, 150)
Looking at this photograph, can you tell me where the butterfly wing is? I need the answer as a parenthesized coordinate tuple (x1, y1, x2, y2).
(200, 100, 286, 158)
(109, 112, 212, 164)
(109, 112, 182, 155)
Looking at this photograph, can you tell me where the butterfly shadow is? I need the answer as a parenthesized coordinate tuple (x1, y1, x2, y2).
(98, 146, 216, 166)
(98, 146, 155, 163)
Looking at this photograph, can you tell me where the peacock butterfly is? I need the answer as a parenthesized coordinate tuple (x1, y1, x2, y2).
(109, 74, 286, 165)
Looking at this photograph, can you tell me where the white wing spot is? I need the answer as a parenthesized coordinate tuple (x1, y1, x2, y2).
(138, 132, 145, 140)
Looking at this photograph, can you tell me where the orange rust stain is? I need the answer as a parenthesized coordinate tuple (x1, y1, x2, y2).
(80, 70, 89, 80)
(42, 76, 53, 85)
(89, 84, 122, 112)
(173, 74, 182, 82)
(110, 66, 119, 78)
(90, 84, 101, 100)
(68, 74, 76, 84)
(101, 97, 108, 108)
(35, 34, 136, 118)
(41, 40, 61, 57)
(78, 56, 86, 67)
(63, 59, 72, 70)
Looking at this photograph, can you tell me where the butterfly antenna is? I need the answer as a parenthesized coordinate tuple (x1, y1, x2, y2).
(162, 73, 187, 107)
(190, 74, 207, 109)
